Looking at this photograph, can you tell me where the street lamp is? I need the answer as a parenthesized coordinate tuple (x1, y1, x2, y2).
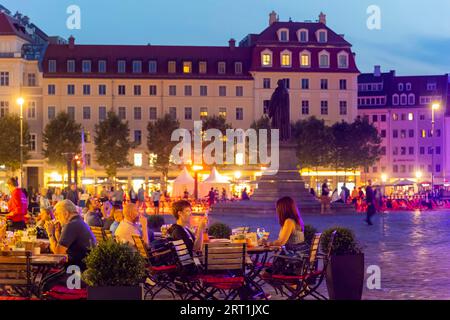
(16, 97, 24, 187)
(431, 102, 440, 193)
(192, 165, 203, 200)
(381, 173, 388, 196)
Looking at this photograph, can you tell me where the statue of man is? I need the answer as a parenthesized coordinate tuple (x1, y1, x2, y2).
(268, 79, 291, 141)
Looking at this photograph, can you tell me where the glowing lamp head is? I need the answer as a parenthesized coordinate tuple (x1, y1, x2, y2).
(415, 171, 423, 179)
(381, 174, 388, 183)
(432, 103, 440, 111)
(192, 165, 203, 172)
(234, 171, 242, 179)
(17, 97, 24, 105)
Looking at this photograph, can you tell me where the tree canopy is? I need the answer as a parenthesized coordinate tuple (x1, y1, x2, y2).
(0, 114, 30, 172)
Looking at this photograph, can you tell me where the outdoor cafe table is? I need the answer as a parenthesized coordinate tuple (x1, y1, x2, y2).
(32, 253, 67, 296)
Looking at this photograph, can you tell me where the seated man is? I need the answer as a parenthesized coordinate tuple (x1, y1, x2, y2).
(167, 200, 207, 257)
(45, 199, 96, 271)
(84, 198, 104, 227)
(115, 203, 152, 246)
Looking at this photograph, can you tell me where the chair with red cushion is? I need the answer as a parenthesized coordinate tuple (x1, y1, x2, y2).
(195, 242, 247, 300)
(43, 285, 87, 300)
(132, 235, 178, 300)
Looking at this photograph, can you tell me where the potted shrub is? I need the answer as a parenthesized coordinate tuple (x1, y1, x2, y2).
(320, 227, 364, 300)
(208, 222, 232, 239)
(83, 240, 147, 300)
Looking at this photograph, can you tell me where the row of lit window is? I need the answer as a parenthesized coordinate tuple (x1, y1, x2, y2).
(46, 84, 245, 97)
(260, 50, 349, 68)
(365, 164, 441, 174)
(262, 100, 348, 116)
(47, 59, 244, 75)
(47, 106, 245, 122)
(391, 129, 442, 139)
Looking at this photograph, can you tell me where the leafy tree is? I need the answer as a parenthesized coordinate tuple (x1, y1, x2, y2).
(329, 121, 353, 181)
(94, 111, 133, 178)
(147, 114, 180, 190)
(201, 115, 232, 167)
(250, 116, 271, 131)
(0, 114, 30, 172)
(42, 112, 82, 167)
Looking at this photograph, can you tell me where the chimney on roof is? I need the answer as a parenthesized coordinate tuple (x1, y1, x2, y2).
(374, 65, 381, 77)
(68, 35, 75, 49)
(229, 38, 236, 49)
(319, 12, 326, 25)
(269, 11, 279, 26)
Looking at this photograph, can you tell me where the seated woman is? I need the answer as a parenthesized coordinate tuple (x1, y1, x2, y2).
(109, 206, 124, 236)
(167, 200, 207, 256)
(115, 203, 153, 246)
(263, 197, 305, 249)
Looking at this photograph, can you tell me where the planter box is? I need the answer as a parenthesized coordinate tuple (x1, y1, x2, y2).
(325, 253, 364, 300)
(87, 284, 144, 300)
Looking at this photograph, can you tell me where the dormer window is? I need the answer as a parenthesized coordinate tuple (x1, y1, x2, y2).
(218, 61, 226, 74)
(168, 61, 176, 73)
(393, 94, 399, 105)
(82, 60, 91, 73)
(261, 50, 272, 67)
(48, 60, 57, 73)
(337, 51, 349, 68)
(148, 60, 157, 73)
(300, 51, 311, 68)
(278, 28, 289, 42)
(234, 62, 243, 74)
(117, 60, 126, 73)
(98, 60, 107, 73)
(319, 50, 330, 68)
(67, 60, 75, 72)
(400, 94, 407, 105)
(298, 29, 308, 42)
(398, 83, 404, 91)
(280, 50, 292, 67)
(408, 94, 415, 105)
(406, 83, 412, 91)
(427, 82, 437, 91)
(317, 29, 327, 43)
(132, 60, 142, 73)
(183, 61, 192, 74)
(199, 61, 207, 74)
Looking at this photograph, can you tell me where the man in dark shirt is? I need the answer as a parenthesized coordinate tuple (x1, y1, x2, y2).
(168, 200, 206, 256)
(45, 199, 96, 270)
(365, 180, 375, 226)
(66, 184, 79, 206)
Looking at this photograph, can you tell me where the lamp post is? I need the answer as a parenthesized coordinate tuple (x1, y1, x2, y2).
(431, 102, 440, 193)
(16, 97, 24, 187)
(192, 165, 203, 200)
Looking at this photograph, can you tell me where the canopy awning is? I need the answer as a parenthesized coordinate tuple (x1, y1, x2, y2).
(392, 179, 416, 186)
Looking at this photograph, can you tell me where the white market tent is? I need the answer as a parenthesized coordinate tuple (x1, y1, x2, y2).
(172, 167, 195, 197)
(199, 167, 231, 198)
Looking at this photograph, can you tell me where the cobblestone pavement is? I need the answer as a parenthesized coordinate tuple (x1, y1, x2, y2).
(159, 209, 450, 300)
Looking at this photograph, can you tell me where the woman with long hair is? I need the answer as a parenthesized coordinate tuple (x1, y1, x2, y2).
(264, 196, 305, 247)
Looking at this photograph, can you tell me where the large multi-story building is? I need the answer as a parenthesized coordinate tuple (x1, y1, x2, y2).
(2, 10, 360, 192)
(0, 9, 50, 192)
(358, 66, 450, 189)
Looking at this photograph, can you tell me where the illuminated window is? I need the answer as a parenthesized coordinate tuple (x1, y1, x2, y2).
(281, 53, 291, 67)
(392, 113, 398, 121)
(183, 61, 192, 74)
(219, 107, 227, 118)
(408, 113, 414, 121)
(134, 153, 143, 167)
(421, 130, 426, 138)
(200, 107, 208, 119)
(262, 53, 272, 67)
(300, 53, 310, 67)
(149, 154, 157, 167)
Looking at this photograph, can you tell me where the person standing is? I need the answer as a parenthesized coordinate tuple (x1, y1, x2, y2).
(208, 188, 215, 206)
(66, 184, 79, 206)
(365, 180, 376, 226)
(113, 185, 124, 208)
(129, 186, 138, 204)
(152, 189, 161, 215)
(5, 177, 28, 231)
(320, 180, 330, 214)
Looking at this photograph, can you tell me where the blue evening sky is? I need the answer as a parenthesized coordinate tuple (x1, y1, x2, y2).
(4, 0, 450, 75)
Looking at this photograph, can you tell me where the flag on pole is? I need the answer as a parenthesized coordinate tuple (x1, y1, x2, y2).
(81, 127, 86, 177)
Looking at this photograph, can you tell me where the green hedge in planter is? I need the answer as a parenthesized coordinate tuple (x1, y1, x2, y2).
(320, 227, 362, 255)
(304, 224, 318, 246)
(147, 215, 165, 230)
(208, 222, 232, 239)
(82, 240, 146, 287)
